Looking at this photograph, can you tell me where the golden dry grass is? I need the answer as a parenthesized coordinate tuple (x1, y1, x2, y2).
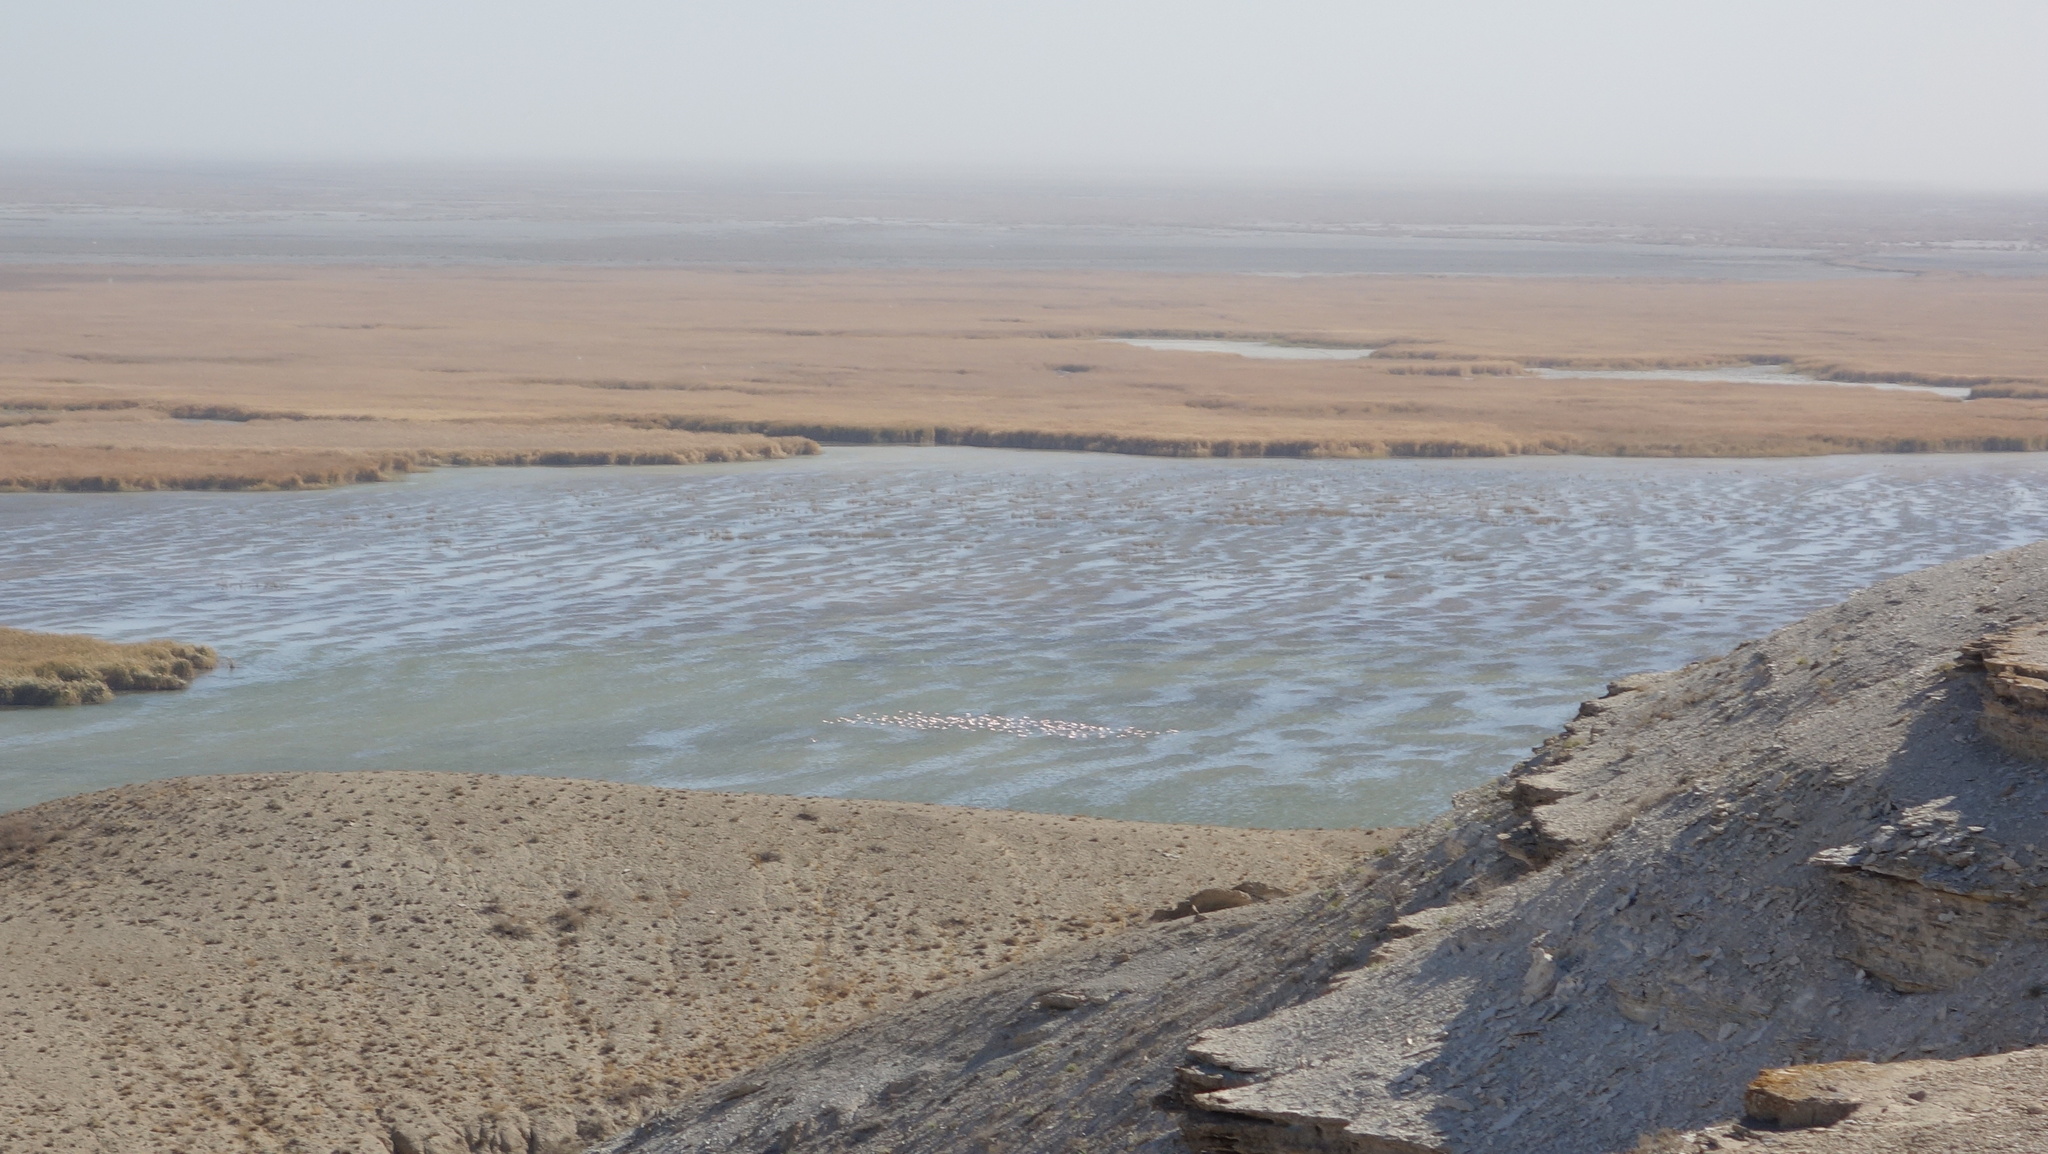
(3, 265, 2048, 488)
(0, 772, 1396, 1153)
(0, 625, 217, 706)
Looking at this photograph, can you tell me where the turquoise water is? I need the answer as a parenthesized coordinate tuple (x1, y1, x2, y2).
(6, 448, 2048, 827)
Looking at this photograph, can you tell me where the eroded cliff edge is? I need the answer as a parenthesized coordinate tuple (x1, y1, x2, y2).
(603, 542, 2048, 1154)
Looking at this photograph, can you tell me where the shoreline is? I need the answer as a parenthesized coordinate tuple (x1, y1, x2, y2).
(15, 430, 2048, 495)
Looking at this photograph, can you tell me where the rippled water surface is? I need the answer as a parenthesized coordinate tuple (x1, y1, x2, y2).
(6, 448, 2048, 827)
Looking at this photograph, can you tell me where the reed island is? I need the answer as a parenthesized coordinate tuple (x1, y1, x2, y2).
(0, 625, 216, 707)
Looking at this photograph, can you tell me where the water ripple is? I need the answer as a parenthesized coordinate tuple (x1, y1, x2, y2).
(825, 712, 1173, 740)
(4, 447, 2048, 827)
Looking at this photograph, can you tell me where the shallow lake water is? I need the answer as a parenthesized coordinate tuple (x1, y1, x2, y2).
(1100, 347, 1966, 397)
(6, 448, 2048, 828)
(1526, 363, 1970, 398)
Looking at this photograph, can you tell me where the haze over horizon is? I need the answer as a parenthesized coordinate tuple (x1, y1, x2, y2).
(8, 1, 2048, 191)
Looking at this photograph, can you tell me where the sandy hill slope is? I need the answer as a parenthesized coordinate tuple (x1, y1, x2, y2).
(605, 541, 2048, 1154)
(0, 772, 1386, 1153)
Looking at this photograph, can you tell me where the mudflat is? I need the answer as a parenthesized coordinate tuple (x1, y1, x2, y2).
(5, 267, 2048, 489)
(0, 771, 1392, 1153)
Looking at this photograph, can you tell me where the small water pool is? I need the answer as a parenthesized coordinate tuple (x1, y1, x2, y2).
(1107, 338, 1377, 360)
(1528, 364, 1970, 398)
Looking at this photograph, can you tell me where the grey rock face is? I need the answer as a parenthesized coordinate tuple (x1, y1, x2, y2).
(598, 542, 2048, 1154)
(1972, 622, 2048, 760)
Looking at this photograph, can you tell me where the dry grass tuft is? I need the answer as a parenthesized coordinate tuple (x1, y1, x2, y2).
(0, 813, 58, 863)
(488, 913, 538, 940)
(0, 626, 217, 707)
(0, 434, 819, 493)
(1973, 384, 2048, 401)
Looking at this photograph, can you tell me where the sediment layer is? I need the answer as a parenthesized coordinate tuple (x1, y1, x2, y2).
(1966, 623, 2048, 760)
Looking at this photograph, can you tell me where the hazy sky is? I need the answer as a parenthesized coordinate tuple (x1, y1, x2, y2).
(7, 1, 2046, 188)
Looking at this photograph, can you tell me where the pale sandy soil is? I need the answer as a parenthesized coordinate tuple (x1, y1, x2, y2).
(5, 266, 2048, 489)
(0, 771, 1392, 1153)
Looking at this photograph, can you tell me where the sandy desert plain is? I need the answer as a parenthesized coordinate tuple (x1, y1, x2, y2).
(5, 266, 2048, 491)
(9, 259, 2048, 1153)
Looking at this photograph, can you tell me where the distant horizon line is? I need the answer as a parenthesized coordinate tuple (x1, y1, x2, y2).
(6, 151, 2048, 200)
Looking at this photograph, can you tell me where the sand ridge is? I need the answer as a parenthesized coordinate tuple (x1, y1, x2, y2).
(0, 771, 1391, 1153)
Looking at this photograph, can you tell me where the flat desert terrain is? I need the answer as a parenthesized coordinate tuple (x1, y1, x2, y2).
(5, 266, 2048, 489)
(0, 771, 1391, 1153)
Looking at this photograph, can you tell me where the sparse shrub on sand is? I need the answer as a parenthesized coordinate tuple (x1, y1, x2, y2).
(0, 627, 218, 708)
(0, 813, 60, 863)
(488, 913, 537, 940)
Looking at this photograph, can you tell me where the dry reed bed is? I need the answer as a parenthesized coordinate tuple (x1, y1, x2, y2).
(3, 266, 2048, 485)
(0, 427, 818, 492)
(0, 626, 217, 706)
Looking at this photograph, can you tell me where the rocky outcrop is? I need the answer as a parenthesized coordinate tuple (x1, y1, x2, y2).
(1806, 796, 2048, 994)
(1651, 1047, 2048, 1151)
(600, 542, 2048, 1154)
(1967, 623, 2048, 760)
(1150, 883, 1293, 921)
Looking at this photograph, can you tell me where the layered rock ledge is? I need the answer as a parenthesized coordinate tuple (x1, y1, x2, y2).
(1967, 622, 2048, 761)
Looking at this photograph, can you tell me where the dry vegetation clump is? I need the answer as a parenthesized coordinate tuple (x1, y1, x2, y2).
(0, 432, 817, 492)
(1973, 383, 2048, 400)
(0, 446, 422, 492)
(0, 772, 1394, 1153)
(1382, 361, 1527, 377)
(160, 402, 320, 421)
(0, 625, 217, 706)
(0, 812, 64, 864)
